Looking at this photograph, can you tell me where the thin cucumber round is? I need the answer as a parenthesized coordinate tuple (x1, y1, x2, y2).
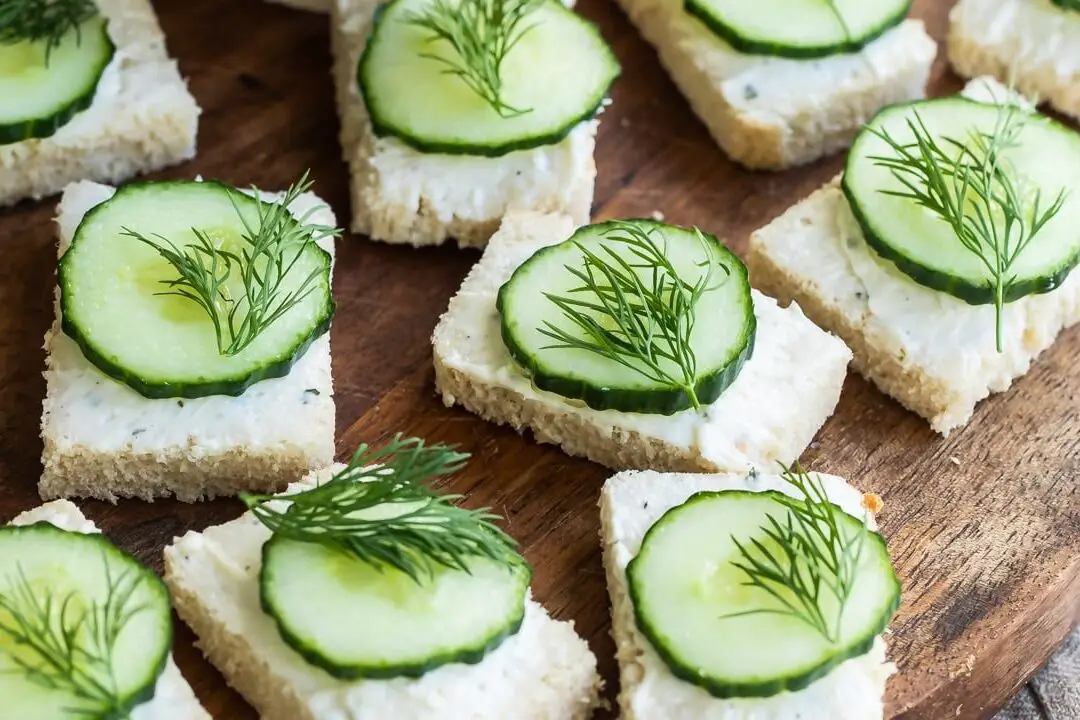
(0, 16, 115, 145)
(684, 0, 910, 59)
(259, 536, 531, 678)
(497, 219, 756, 415)
(626, 490, 900, 698)
(843, 97, 1080, 305)
(1052, 0, 1080, 11)
(0, 523, 173, 718)
(358, 0, 620, 157)
(58, 181, 334, 399)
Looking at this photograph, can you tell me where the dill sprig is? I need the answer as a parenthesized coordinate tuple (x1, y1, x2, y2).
(538, 222, 729, 410)
(0, 559, 151, 719)
(721, 464, 868, 644)
(0, 0, 97, 57)
(404, 0, 543, 118)
(240, 435, 522, 584)
(123, 172, 340, 357)
(868, 101, 1066, 352)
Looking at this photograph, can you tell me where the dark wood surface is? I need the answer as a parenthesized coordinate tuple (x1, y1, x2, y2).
(0, 0, 1077, 718)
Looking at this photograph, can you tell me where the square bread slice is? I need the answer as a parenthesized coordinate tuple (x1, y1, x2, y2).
(949, 0, 1080, 121)
(163, 465, 603, 720)
(8, 499, 209, 719)
(0, 0, 200, 207)
(329, 0, 598, 247)
(600, 468, 895, 719)
(746, 77, 1080, 436)
(432, 211, 853, 474)
(39, 180, 336, 502)
(612, 0, 936, 170)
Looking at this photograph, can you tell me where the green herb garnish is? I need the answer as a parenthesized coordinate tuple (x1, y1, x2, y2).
(240, 435, 521, 584)
(538, 221, 728, 410)
(123, 172, 340, 357)
(0, 0, 97, 57)
(0, 560, 152, 719)
(868, 100, 1067, 352)
(404, 0, 543, 118)
(721, 464, 868, 644)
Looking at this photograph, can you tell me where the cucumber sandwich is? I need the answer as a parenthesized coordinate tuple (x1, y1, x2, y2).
(601, 466, 901, 718)
(40, 175, 340, 502)
(949, 0, 1080, 121)
(0, 0, 199, 207)
(332, 0, 619, 245)
(748, 77, 1080, 435)
(1, 500, 208, 719)
(433, 212, 853, 474)
(164, 435, 601, 719)
(609, 0, 935, 169)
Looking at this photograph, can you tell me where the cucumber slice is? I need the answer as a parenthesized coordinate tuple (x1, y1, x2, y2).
(259, 536, 531, 678)
(626, 490, 900, 698)
(58, 181, 334, 399)
(0, 16, 115, 145)
(0, 523, 172, 717)
(497, 219, 755, 415)
(1052, 0, 1080, 11)
(685, 0, 910, 59)
(843, 97, 1080, 304)
(358, 0, 620, 157)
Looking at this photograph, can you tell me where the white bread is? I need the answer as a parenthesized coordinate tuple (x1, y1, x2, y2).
(8, 500, 209, 719)
(746, 78, 1080, 435)
(329, 0, 598, 247)
(432, 211, 852, 474)
(610, 0, 936, 170)
(39, 180, 336, 502)
(949, 0, 1080, 120)
(599, 468, 894, 719)
(0, 0, 200, 207)
(163, 465, 603, 720)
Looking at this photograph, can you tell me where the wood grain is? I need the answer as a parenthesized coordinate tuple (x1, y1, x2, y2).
(0, 0, 1077, 718)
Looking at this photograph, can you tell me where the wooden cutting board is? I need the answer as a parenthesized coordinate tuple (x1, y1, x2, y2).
(0, 0, 1077, 717)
